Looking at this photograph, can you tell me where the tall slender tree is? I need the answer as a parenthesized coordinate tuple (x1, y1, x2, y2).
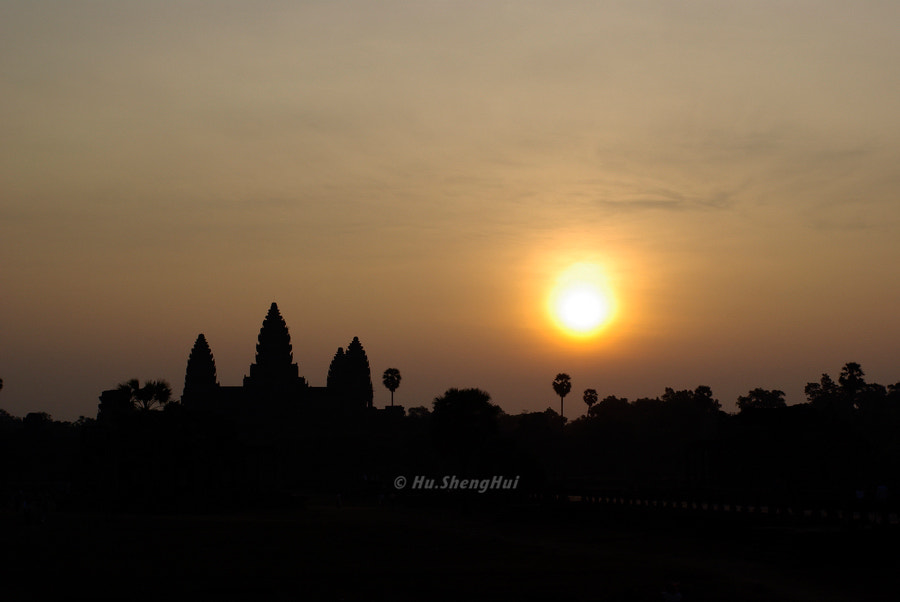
(382, 368, 402, 407)
(583, 388, 598, 414)
(553, 373, 572, 419)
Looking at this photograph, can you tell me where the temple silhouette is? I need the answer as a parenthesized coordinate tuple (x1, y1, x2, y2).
(181, 302, 379, 423)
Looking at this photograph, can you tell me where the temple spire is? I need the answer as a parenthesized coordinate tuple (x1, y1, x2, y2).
(182, 333, 218, 409)
(346, 336, 374, 409)
(255, 302, 295, 371)
(243, 302, 306, 396)
(327, 336, 373, 410)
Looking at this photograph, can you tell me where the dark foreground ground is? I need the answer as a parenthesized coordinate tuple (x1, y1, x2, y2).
(2, 498, 897, 601)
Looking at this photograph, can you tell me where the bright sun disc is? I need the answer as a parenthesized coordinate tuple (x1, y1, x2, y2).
(558, 285, 608, 330)
(549, 263, 615, 337)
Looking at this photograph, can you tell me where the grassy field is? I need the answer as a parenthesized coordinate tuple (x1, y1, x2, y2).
(2, 499, 897, 601)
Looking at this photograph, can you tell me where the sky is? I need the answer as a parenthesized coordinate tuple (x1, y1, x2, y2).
(2, 1, 899, 421)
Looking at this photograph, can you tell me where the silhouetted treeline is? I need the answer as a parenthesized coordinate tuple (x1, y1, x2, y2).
(2, 362, 899, 515)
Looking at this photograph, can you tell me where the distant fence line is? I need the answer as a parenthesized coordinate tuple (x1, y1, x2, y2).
(529, 490, 899, 527)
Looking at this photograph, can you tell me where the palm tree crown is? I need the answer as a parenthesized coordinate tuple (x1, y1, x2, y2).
(382, 368, 401, 407)
(552, 373, 572, 419)
(118, 379, 173, 411)
(583, 388, 598, 413)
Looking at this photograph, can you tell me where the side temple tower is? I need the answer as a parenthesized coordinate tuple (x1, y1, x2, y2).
(326, 336, 374, 411)
(182, 333, 219, 410)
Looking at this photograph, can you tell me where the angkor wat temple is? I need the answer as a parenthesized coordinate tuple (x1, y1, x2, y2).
(90, 302, 402, 502)
(181, 302, 380, 423)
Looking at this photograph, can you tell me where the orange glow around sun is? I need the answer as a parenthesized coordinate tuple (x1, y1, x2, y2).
(548, 262, 616, 339)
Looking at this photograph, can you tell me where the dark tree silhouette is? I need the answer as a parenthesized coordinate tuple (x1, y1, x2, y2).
(659, 386, 722, 443)
(661, 385, 721, 414)
(821, 362, 889, 412)
(432, 388, 498, 423)
(805, 363, 874, 413)
(589, 394, 630, 419)
(856, 382, 889, 413)
(382, 368, 401, 407)
(23, 411, 52, 429)
(837, 362, 884, 411)
(407, 405, 430, 420)
(583, 388, 598, 414)
(805, 373, 841, 409)
(839, 362, 866, 394)
(117, 379, 173, 411)
(552, 373, 572, 419)
(116, 379, 142, 408)
(0, 408, 17, 426)
(736, 388, 786, 412)
(431, 388, 502, 470)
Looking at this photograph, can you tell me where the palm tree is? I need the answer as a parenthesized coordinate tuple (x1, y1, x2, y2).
(583, 388, 598, 414)
(117, 379, 140, 405)
(118, 379, 173, 411)
(552, 373, 572, 419)
(382, 368, 402, 407)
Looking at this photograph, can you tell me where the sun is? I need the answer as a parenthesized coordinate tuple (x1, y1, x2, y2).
(557, 284, 609, 330)
(548, 263, 615, 338)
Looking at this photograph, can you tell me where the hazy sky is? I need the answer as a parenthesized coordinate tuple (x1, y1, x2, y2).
(2, 1, 899, 421)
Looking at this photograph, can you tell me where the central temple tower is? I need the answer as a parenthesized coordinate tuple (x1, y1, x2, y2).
(243, 302, 307, 401)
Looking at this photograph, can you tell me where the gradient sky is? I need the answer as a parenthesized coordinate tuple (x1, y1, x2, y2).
(2, 1, 899, 421)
